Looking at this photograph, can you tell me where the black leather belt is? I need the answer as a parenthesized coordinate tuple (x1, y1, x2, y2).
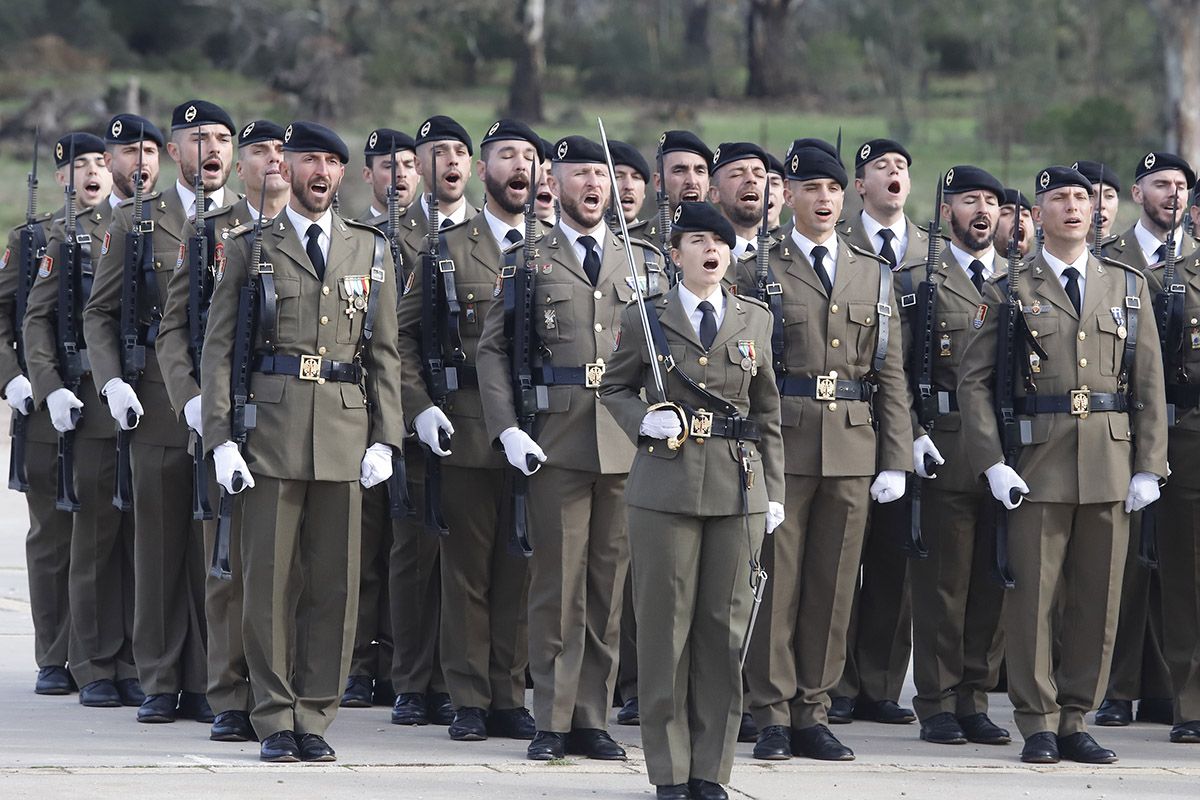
(536, 362, 607, 389)
(253, 354, 362, 383)
(685, 409, 761, 442)
(778, 375, 872, 401)
(1018, 391, 1127, 416)
(454, 364, 478, 388)
(1166, 383, 1200, 409)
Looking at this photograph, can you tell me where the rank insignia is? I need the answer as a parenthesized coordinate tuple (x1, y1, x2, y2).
(544, 308, 557, 330)
(973, 303, 988, 329)
(38, 254, 53, 278)
(214, 242, 226, 281)
(0, 248, 8, 271)
(940, 333, 952, 357)
(175, 243, 186, 272)
(101, 231, 111, 256)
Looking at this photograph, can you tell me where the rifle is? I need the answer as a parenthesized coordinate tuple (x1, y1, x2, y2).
(384, 138, 414, 519)
(1091, 170, 1106, 259)
(654, 140, 677, 285)
(8, 131, 42, 493)
(417, 158, 451, 536)
(187, 135, 214, 521)
(113, 125, 149, 512)
(55, 142, 83, 513)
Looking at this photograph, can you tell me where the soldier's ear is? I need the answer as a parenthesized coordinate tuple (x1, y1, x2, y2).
(1031, 205, 1043, 226)
(707, 184, 720, 204)
(474, 158, 487, 183)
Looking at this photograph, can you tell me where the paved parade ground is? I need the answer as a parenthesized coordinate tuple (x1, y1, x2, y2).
(0, 433, 1195, 799)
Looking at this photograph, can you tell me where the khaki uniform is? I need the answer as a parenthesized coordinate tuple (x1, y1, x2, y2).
(25, 200, 137, 689)
(736, 230, 912, 730)
(476, 222, 641, 732)
(599, 285, 783, 785)
(201, 210, 405, 738)
(957, 252, 1168, 738)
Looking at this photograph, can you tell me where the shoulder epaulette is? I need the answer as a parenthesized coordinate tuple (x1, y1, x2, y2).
(343, 217, 387, 237)
(624, 235, 662, 256)
(1100, 255, 1145, 276)
(734, 292, 770, 312)
(846, 240, 887, 264)
(116, 190, 163, 209)
(223, 222, 254, 240)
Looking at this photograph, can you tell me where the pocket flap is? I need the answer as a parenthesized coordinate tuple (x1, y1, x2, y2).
(273, 276, 301, 298)
(542, 283, 572, 304)
(249, 373, 285, 404)
(848, 302, 878, 326)
(1108, 414, 1131, 441)
(937, 311, 970, 331)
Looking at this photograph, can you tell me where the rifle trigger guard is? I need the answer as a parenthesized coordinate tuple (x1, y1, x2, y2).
(647, 401, 688, 451)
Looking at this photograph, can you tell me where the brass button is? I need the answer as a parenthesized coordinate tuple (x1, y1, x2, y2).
(828, 402, 838, 411)
(831, 338, 840, 348)
(1079, 358, 1088, 367)
(831, 303, 839, 313)
(321, 315, 329, 325)
(1031, 330, 1038, 337)
(1078, 331, 1086, 340)
(594, 290, 603, 299)
(698, 382, 706, 389)
(317, 377, 326, 385)
(696, 437, 705, 445)
(594, 323, 603, 332)
(648, 446, 654, 453)
(698, 356, 709, 366)
(322, 286, 330, 296)
(467, 292, 475, 300)
(940, 321, 947, 328)
(865, 315, 873, 324)
(318, 346, 327, 355)
(1192, 317, 1198, 325)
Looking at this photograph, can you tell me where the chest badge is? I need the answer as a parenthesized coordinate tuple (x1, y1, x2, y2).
(543, 308, 557, 330)
(940, 333, 952, 357)
(973, 303, 988, 329)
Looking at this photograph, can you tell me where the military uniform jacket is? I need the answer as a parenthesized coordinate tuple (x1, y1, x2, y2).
(837, 213, 929, 275)
(23, 201, 116, 440)
(393, 199, 479, 293)
(957, 252, 1168, 504)
(599, 285, 784, 515)
(1103, 222, 1199, 273)
(733, 230, 912, 477)
(200, 210, 406, 482)
(476, 221, 642, 475)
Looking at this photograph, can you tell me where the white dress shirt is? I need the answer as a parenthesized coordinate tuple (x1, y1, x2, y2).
(285, 204, 332, 264)
(483, 205, 523, 250)
(421, 193, 467, 228)
(1134, 218, 1183, 265)
(176, 181, 226, 220)
(860, 210, 908, 264)
(790, 227, 840, 286)
(560, 219, 607, 269)
(678, 282, 726, 339)
(949, 242, 996, 282)
(1042, 246, 1089, 308)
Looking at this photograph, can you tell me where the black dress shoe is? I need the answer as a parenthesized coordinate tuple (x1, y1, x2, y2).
(617, 696, 640, 725)
(958, 713, 1011, 745)
(137, 693, 178, 723)
(828, 696, 854, 724)
(1019, 731, 1059, 763)
(340, 675, 374, 708)
(567, 728, 626, 760)
(1169, 721, 1200, 743)
(427, 691, 455, 725)
(1094, 698, 1132, 726)
(391, 692, 428, 725)
(298, 733, 336, 762)
(1136, 698, 1174, 725)
(115, 678, 145, 707)
(752, 725, 792, 760)
(449, 707, 488, 741)
(373, 679, 396, 707)
(527, 730, 566, 761)
(177, 692, 215, 723)
(918, 712, 966, 744)
(79, 679, 121, 707)
(211, 710, 257, 742)
(656, 785, 690, 800)
(260, 730, 300, 762)
(687, 779, 728, 800)
(853, 698, 916, 724)
(791, 724, 854, 761)
(737, 711, 759, 743)
(487, 707, 536, 740)
(35, 666, 72, 695)
(1058, 731, 1117, 764)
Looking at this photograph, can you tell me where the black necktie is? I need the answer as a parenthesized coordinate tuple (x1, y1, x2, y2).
(192, 196, 213, 221)
(306, 223, 325, 279)
(440, 217, 452, 231)
(578, 235, 601, 285)
(698, 300, 717, 350)
(1154, 243, 1168, 265)
(745, 242, 756, 256)
(811, 245, 833, 295)
(1063, 266, 1082, 315)
(969, 259, 986, 295)
(502, 228, 523, 266)
(878, 228, 898, 268)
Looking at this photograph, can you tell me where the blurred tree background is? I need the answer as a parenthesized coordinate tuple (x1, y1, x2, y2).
(0, 0, 1194, 228)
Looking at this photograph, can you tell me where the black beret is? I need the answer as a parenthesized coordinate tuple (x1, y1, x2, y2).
(785, 144, 847, 188)
(552, 135, 605, 165)
(658, 130, 713, 164)
(1002, 188, 1032, 212)
(1134, 151, 1196, 188)
(1034, 165, 1092, 195)
(481, 119, 541, 153)
(105, 114, 164, 148)
(53, 132, 106, 168)
(363, 127, 414, 157)
(415, 115, 473, 156)
(942, 165, 1005, 201)
(766, 153, 785, 177)
(712, 141, 769, 174)
(539, 137, 554, 162)
(238, 119, 286, 148)
(170, 99, 235, 135)
(854, 138, 912, 170)
(282, 121, 349, 164)
(671, 201, 736, 249)
(785, 137, 839, 162)
(1072, 160, 1121, 192)
(609, 140, 650, 183)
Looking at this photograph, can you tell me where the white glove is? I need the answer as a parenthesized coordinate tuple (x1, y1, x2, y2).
(1125, 471, 1161, 513)
(102, 378, 143, 430)
(499, 426, 546, 476)
(213, 441, 254, 494)
(639, 408, 683, 440)
(766, 501, 785, 534)
(985, 462, 1029, 509)
(5, 375, 33, 415)
(414, 406, 454, 456)
(360, 442, 394, 488)
(870, 469, 907, 504)
(184, 395, 203, 436)
(913, 435, 945, 479)
(46, 387, 83, 433)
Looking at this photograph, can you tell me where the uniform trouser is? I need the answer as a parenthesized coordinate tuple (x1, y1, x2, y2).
(25, 439, 73, 668)
(631, 507, 763, 787)
(1103, 510, 1171, 701)
(836, 497, 912, 704)
(616, 574, 638, 703)
(131, 440, 207, 695)
(745, 474, 871, 730)
(241, 476, 360, 738)
(1157, 482, 1200, 723)
(1005, 500, 1126, 739)
(527, 465, 628, 732)
(203, 469, 250, 715)
(439, 464, 529, 711)
(349, 483, 393, 683)
(67, 436, 136, 688)
(911, 485, 1006, 720)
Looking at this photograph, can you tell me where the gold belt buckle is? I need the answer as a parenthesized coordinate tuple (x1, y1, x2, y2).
(585, 359, 606, 388)
(690, 409, 713, 439)
(814, 372, 838, 402)
(298, 354, 323, 381)
(1070, 386, 1091, 418)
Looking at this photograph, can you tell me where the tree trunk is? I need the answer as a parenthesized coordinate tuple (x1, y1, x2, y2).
(683, 0, 715, 97)
(746, 0, 794, 98)
(507, 0, 546, 122)
(1148, 0, 1200, 165)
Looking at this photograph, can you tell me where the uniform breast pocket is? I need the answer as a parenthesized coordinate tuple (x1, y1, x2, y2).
(1096, 314, 1125, 377)
(537, 283, 575, 346)
(272, 277, 303, 344)
(935, 311, 970, 366)
(781, 302, 807, 366)
(1025, 315, 1059, 377)
(724, 341, 751, 398)
(335, 279, 368, 345)
(458, 281, 494, 334)
(847, 302, 880, 366)
(608, 279, 635, 333)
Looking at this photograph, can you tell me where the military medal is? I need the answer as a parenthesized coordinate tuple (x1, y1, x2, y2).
(973, 303, 988, 329)
(940, 333, 952, 357)
(1110, 307, 1127, 339)
(544, 308, 557, 330)
(343, 275, 368, 318)
(737, 340, 757, 374)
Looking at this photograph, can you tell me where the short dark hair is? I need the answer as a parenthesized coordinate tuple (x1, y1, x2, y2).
(669, 229, 684, 249)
